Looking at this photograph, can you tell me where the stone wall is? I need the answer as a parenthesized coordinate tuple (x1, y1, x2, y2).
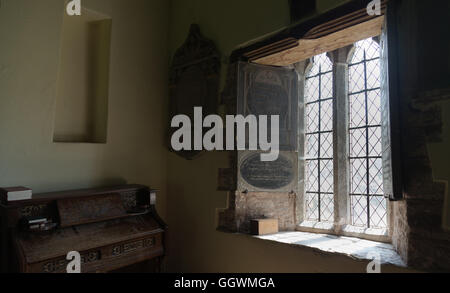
(217, 63, 297, 233)
(389, 0, 450, 272)
(393, 88, 450, 271)
(218, 191, 297, 233)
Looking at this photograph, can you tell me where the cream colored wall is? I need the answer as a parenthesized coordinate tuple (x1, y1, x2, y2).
(54, 9, 111, 143)
(0, 0, 169, 218)
(166, 0, 414, 273)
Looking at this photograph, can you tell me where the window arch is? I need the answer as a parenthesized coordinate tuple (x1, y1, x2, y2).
(348, 38, 387, 229)
(304, 53, 334, 223)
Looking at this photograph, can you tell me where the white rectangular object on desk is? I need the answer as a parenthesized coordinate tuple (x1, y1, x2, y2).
(0, 187, 32, 201)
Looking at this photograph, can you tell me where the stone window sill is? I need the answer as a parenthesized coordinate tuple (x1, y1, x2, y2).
(254, 231, 406, 268)
(298, 221, 390, 243)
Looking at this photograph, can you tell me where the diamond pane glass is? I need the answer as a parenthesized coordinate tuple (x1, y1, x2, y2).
(369, 196, 387, 228)
(350, 93, 366, 128)
(320, 194, 334, 222)
(368, 127, 382, 157)
(350, 128, 367, 157)
(315, 53, 333, 72)
(369, 158, 384, 195)
(367, 90, 381, 126)
(320, 160, 334, 193)
(306, 102, 319, 133)
(349, 37, 387, 229)
(321, 72, 333, 99)
(305, 76, 319, 102)
(308, 61, 320, 77)
(306, 134, 319, 159)
(349, 64, 365, 93)
(366, 60, 381, 89)
(306, 193, 319, 221)
(351, 196, 368, 227)
(305, 160, 319, 192)
(321, 100, 333, 132)
(304, 52, 334, 223)
(363, 39, 380, 60)
(320, 132, 333, 159)
(350, 159, 367, 194)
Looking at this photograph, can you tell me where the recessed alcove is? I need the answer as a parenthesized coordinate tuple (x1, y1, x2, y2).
(53, 7, 112, 143)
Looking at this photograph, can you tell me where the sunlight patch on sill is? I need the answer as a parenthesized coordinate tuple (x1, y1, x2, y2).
(255, 231, 406, 268)
(299, 221, 334, 231)
(342, 225, 389, 237)
(298, 221, 390, 242)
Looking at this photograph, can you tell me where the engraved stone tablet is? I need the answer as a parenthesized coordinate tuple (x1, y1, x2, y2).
(238, 151, 297, 192)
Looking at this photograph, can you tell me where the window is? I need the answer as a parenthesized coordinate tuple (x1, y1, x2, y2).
(301, 36, 389, 236)
(220, 2, 402, 243)
(305, 53, 334, 223)
(348, 39, 388, 229)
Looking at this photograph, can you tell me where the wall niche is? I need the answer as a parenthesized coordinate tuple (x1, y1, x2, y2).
(53, 7, 112, 144)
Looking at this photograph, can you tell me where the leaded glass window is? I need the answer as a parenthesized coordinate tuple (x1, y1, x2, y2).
(304, 53, 334, 223)
(348, 38, 388, 229)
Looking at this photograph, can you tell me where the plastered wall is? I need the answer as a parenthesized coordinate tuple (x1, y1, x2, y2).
(0, 0, 169, 219)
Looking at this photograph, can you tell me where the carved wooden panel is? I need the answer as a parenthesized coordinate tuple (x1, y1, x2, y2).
(42, 250, 101, 273)
(57, 194, 126, 228)
(120, 191, 137, 210)
(34, 235, 160, 273)
(20, 204, 49, 218)
(111, 237, 155, 257)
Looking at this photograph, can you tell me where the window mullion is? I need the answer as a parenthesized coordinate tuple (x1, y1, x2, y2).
(328, 46, 354, 233)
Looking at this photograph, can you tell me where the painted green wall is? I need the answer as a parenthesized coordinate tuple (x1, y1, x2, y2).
(168, 0, 351, 88)
(169, 0, 290, 90)
(0, 0, 170, 219)
(166, 0, 413, 273)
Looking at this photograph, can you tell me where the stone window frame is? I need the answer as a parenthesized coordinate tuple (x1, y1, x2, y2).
(294, 37, 393, 243)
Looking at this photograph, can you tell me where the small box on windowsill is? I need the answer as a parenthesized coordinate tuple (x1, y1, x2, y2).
(250, 219, 279, 236)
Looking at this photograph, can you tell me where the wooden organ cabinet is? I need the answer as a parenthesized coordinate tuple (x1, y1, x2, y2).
(0, 185, 167, 273)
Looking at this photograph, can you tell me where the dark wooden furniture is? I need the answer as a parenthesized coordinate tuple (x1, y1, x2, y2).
(0, 185, 167, 273)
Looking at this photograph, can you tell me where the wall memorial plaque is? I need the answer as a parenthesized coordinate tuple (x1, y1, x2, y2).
(238, 151, 298, 193)
(237, 62, 298, 151)
(169, 24, 221, 160)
